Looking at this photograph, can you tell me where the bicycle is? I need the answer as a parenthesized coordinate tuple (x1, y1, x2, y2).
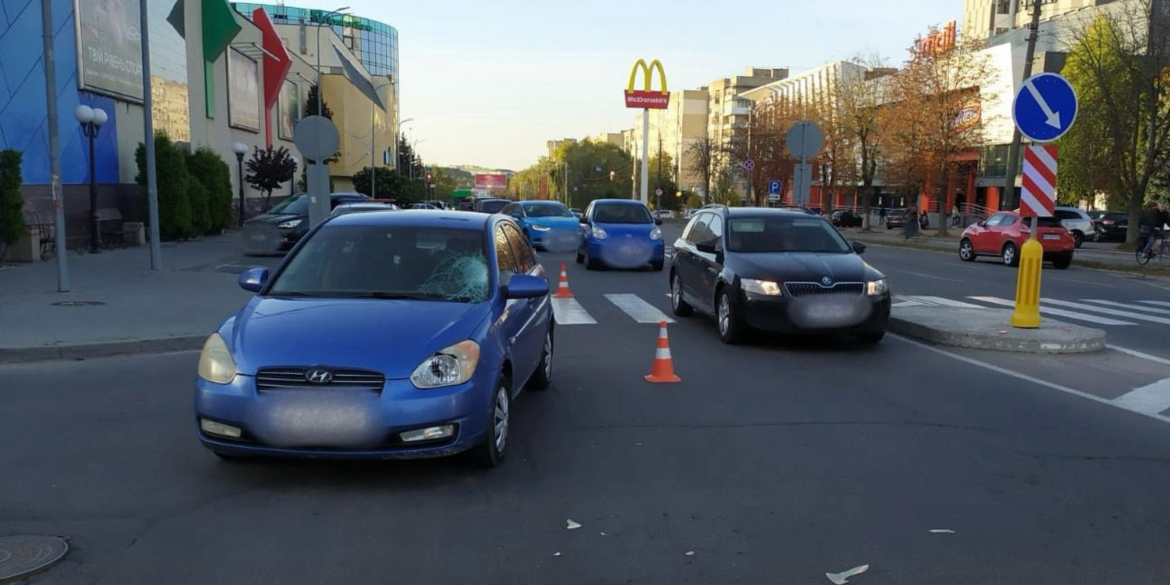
(1136, 229, 1169, 265)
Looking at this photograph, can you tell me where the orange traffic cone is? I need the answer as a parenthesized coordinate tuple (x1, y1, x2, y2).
(644, 320, 681, 383)
(553, 263, 573, 299)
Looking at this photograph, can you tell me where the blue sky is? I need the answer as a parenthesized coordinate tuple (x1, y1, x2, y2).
(343, 0, 963, 170)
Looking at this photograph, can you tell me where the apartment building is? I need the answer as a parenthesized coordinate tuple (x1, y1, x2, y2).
(706, 68, 789, 150)
(962, 0, 1123, 40)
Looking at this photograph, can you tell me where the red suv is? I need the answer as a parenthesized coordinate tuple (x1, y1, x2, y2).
(959, 211, 1074, 269)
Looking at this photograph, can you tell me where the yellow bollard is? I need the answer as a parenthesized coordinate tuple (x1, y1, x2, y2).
(1011, 237, 1043, 328)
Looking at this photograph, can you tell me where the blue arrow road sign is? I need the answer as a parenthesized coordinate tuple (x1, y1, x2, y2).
(1013, 72, 1078, 143)
(768, 180, 782, 194)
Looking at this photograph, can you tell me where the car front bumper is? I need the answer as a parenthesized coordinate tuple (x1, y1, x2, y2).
(527, 227, 579, 251)
(585, 237, 665, 268)
(740, 291, 891, 334)
(194, 369, 495, 459)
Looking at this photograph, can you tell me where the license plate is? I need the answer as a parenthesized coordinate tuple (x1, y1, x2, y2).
(1042, 234, 1060, 241)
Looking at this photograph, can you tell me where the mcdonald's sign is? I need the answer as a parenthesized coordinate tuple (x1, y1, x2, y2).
(625, 59, 670, 109)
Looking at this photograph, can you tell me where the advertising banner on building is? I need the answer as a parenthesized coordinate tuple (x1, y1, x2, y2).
(75, 0, 144, 101)
(278, 81, 300, 141)
(475, 174, 508, 191)
(228, 49, 261, 131)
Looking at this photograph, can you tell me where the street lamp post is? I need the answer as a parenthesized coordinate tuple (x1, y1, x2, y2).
(233, 143, 248, 226)
(395, 118, 414, 176)
(369, 80, 395, 198)
(74, 105, 107, 253)
(314, 6, 349, 118)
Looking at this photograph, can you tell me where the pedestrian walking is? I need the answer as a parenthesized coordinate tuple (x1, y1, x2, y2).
(952, 204, 961, 227)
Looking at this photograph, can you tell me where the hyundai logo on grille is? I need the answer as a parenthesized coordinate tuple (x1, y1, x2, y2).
(305, 368, 334, 384)
(821, 276, 832, 286)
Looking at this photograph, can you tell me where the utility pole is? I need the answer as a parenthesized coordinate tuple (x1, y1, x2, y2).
(631, 138, 638, 200)
(1002, 0, 1043, 212)
(640, 112, 650, 204)
(563, 160, 569, 206)
(40, 0, 68, 290)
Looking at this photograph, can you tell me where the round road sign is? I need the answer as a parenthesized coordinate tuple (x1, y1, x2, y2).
(294, 116, 340, 161)
(742, 159, 755, 171)
(786, 120, 824, 160)
(655, 188, 663, 196)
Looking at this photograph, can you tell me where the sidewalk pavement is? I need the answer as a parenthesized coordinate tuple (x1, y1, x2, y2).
(0, 234, 277, 362)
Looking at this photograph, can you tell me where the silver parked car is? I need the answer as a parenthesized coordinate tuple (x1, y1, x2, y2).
(1054, 206, 1096, 248)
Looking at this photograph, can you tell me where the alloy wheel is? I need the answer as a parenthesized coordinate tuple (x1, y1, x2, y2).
(719, 294, 730, 335)
(494, 387, 509, 453)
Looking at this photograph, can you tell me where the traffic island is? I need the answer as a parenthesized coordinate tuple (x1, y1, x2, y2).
(889, 306, 1105, 354)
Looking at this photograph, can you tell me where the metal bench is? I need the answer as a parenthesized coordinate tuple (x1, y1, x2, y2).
(96, 208, 142, 248)
(21, 210, 56, 260)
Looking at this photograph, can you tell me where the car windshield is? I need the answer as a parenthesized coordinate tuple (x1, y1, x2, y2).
(594, 204, 652, 224)
(479, 200, 509, 213)
(266, 225, 490, 303)
(524, 203, 574, 218)
(268, 195, 308, 216)
(727, 216, 851, 253)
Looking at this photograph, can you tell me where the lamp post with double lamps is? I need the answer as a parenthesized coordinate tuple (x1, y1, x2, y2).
(233, 143, 248, 226)
(74, 105, 108, 253)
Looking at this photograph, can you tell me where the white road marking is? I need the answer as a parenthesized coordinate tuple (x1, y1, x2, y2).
(1083, 299, 1170, 316)
(605, 294, 675, 324)
(551, 298, 597, 325)
(1113, 378, 1170, 416)
(1048, 278, 1117, 288)
(1140, 301, 1170, 308)
(904, 296, 987, 309)
(889, 269, 963, 283)
(1041, 298, 1170, 326)
(968, 296, 1137, 326)
(1106, 345, 1170, 367)
(892, 335, 1170, 425)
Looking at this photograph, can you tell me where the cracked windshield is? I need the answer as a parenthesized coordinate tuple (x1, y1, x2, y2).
(6, 0, 1170, 583)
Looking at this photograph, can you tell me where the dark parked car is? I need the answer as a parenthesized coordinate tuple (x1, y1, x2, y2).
(1089, 210, 1128, 241)
(831, 209, 863, 228)
(474, 198, 511, 214)
(669, 206, 890, 345)
(243, 192, 369, 254)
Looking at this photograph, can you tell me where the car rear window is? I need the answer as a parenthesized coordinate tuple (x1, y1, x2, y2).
(594, 204, 652, 224)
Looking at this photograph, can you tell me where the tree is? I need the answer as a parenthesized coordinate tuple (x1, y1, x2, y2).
(352, 166, 424, 203)
(304, 84, 333, 120)
(685, 137, 721, 203)
(0, 149, 24, 259)
(433, 167, 459, 199)
(836, 56, 893, 229)
(885, 31, 995, 236)
(553, 139, 632, 208)
(648, 151, 679, 210)
(1059, 4, 1170, 242)
(245, 146, 298, 210)
(136, 132, 193, 240)
(186, 148, 234, 234)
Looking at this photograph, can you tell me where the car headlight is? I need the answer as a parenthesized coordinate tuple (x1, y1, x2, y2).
(197, 333, 237, 384)
(866, 278, 889, 296)
(591, 226, 608, 239)
(650, 226, 662, 241)
(530, 224, 551, 232)
(741, 278, 783, 296)
(410, 340, 481, 389)
(277, 219, 303, 229)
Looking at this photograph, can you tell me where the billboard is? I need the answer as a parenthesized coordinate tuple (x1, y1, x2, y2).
(227, 49, 261, 132)
(75, 0, 144, 102)
(278, 81, 300, 141)
(475, 174, 508, 191)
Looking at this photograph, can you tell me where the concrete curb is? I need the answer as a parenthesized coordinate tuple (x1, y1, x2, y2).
(0, 335, 207, 364)
(888, 307, 1106, 354)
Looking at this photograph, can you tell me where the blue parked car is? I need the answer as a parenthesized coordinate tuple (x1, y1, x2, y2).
(501, 200, 580, 253)
(194, 211, 554, 467)
(577, 199, 665, 271)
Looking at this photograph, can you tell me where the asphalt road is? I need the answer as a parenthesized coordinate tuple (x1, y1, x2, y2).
(7, 221, 1170, 584)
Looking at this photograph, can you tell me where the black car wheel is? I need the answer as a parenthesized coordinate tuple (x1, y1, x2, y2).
(1052, 254, 1072, 270)
(651, 261, 664, 271)
(575, 251, 584, 264)
(585, 252, 602, 271)
(1002, 242, 1020, 267)
(527, 328, 553, 391)
(475, 379, 511, 467)
(857, 329, 885, 345)
(671, 272, 693, 317)
(717, 288, 746, 345)
(959, 238, 975, 262)
(1072, 230, 1085, 248)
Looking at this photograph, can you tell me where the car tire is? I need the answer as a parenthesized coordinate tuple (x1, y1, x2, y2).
(1052, 254, 1072, 270)
(717, 287, 746, 345)
(475, 379, 511, 468)
(857, 329, 885, 345)
(1072, 230, 1084, 248)
(671, 272, 693, 317)
(959, 238, 975, 262)
(576, 251, 584, 264)
(1002, 242, 1020, 267)
(651, 261, 664, 271)
(584, 252, 601, 271)
(527, 328, 553, 391)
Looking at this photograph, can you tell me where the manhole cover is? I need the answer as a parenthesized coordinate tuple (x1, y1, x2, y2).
(0, 535, 68, 582)
(51, 301, 106, 307)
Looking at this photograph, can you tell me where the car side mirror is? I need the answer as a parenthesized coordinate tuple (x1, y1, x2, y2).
(238, 267, 269, 293)
(505, 274, 549, 299)
(695, 240, 718, 254)
(851, 241, 867, 255)
(977, 220, 987, 227)
(580, 216, 589, 224)
(655, 218, 663, 226)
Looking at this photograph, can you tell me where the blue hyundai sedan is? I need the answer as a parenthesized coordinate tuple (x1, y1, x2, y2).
(576, 199, 665, 271)
(194, 211, 554, 466)
(500, 200, 580, 252)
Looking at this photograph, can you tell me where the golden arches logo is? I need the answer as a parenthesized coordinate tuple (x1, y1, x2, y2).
(624, 59, 670, 109)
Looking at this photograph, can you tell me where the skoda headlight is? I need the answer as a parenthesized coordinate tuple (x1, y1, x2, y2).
(530, 224, 551, 232)
(741, 279, 782, 296)
(591, 226, 608, 239)
(277, 219, 303, 229)
(410, 340, 481, 389)
(650, 226, 663, 241)
(197, 333, 237, 384)
(867, 278, 889, 296)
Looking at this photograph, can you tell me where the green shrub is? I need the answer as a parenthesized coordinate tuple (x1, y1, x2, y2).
(187, 179, 211, 235)
(0, 149, 24, 250)
(136, 132, 193, 240)
(186, 148, 233, 233)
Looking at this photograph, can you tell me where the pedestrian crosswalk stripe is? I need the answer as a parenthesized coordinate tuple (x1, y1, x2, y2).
(1041, 298, 1170, 326)
(967, 296, 1137, 326)
(605, 293, 675, 324)
(552, 298, 597, 325)
(1083, 299, 1170, 317)
(1139, 301, 1170, 309)
(903, 295, 988, 309)
(1113, 378, 1170, 416)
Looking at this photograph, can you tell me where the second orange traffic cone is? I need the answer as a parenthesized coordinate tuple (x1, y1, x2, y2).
(644, 320, 681, 383)
(553, 263, 573, 298)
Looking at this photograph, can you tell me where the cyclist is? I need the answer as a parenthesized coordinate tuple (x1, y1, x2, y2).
(1140, 202, 1169, 259)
